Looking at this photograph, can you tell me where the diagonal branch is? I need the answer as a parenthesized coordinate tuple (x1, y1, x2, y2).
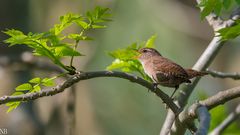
(195, 106, 211, 135)
(209, 104, 240, 135)
(0, 71, 181, 115)
(200, 86, 240, 110)
(174, 86, 240, 134)
(206, 69, 240, 80)
(161, 4, 240, 134)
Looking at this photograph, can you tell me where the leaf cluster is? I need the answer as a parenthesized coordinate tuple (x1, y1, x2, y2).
(3, 6, 111, 113)
(6, 77, 55, 113)
(3, 7, 111, 73)
(198, 0, 240, 19)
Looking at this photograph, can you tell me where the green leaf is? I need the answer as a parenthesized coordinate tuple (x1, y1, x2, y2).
(214, 1, 222, 16)
(32, 85, 41, 92)
(199, 0, 222, 19)
(223, 0, 231, 9)
(6, 102, 21, 113)
(76, 21, 89, 29)
(218, 23, 240, 41)
(6, 92, 23, 113)
(29, 77, 41, 84)
(54, 45, 82, 57)
(3, 29, 24, 37)
(92, 24, 106, 29)
(15, 83, 33, 91)
(235, 0, 240, 5)
(68, 34, 93, 41)
(87, 6, 111, 24)
(145, 35, 157, 48)
(42, 78, 55, 87)
(50, 13, 82, 35)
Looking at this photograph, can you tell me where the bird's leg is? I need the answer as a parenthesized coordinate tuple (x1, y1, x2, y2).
(153, 83, 158, 92)
(170, 85, 179, 100)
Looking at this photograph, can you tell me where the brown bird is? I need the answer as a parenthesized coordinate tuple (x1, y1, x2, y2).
(136, 47, 207, 98)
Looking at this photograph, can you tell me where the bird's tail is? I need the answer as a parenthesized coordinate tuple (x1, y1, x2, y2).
(185, 69, 208, 79)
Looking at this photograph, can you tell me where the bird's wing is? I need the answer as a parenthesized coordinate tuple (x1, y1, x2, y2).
(152, 57, 189, 81)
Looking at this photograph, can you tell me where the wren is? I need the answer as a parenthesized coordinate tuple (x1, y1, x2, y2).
(136, 47, 207, 98)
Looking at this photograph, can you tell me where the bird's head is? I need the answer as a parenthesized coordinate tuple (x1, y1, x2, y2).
(135, 47, 161, 62)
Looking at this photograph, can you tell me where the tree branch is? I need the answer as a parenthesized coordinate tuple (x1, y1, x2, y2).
(206, 69, 240, 80)
(0, 71, 181, 115)
(209, 104, 240, 135)
(200, 86, 240, 110)
(160, 1, 240, 134)
(172, 86, 240, 135)
(195, 106, 211, 135)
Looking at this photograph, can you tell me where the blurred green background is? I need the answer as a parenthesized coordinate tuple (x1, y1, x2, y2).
(0, 0, 240, 135)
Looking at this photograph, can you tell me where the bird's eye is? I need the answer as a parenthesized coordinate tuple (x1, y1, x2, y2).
(143, 49, 147, 53)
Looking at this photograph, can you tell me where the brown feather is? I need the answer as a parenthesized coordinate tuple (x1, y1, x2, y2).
(185, 69, 208, 79)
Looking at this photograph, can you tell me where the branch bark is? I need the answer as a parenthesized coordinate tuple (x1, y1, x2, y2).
(207, 69, 240, 80)
(171, 86, 240, 135)
(0, 71, 181, 115)
(200, 86, 240, 110)
(195, 106, 211, 135)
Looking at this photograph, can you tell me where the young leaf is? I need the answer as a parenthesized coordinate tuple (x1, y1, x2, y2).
(32, 85, 41, 92)
(92, 24, 106, 29)
(198, 0, 222, 19)
(42, 78, 55, 87)
(15, 83, 33, 91)
(54, 45, 82, 57)
(145, 34, 157, 48)
(76, 21, 89, 29)
(6, 102, 21, 113)
(218, 23, 240, 41)
(29, 77, 41, 84)
(68, 34, 93, 41)
(6, 92, 23, 113)
(50, 13, 82, 35)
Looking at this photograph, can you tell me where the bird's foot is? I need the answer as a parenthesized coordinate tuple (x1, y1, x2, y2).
(153, 83, 158, 92)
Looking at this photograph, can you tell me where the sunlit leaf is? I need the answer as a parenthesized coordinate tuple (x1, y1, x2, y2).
(92, 24, 106, 29)
(15, 83, 33, 91)
(42, 78, 55, 87)
(29, 77, 41, 84)
(218, 23, 240, 41)
(54, 45, 82, 57)
(6, 102, 21, 113)
(32, 85, 41, 92)
(145, 34, 157, 48)
(198, 0, 223, 19)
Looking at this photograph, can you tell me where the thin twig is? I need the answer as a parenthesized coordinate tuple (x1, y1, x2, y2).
(200, 86, 240, 110)
(207, 69, 240, 80)
(0, 71, 181, 115)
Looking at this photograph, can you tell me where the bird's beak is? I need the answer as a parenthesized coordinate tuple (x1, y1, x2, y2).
(132, 55, 140, 59)
(130, 48, 140, 59)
